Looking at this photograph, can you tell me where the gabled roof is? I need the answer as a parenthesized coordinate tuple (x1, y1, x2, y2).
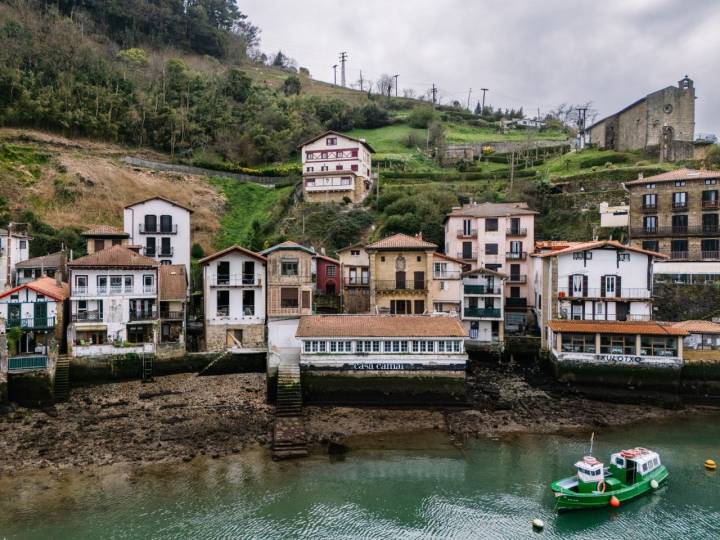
(68, 245, 159, 268)
(81, 225, 129, 238)
(366, 233, 437, 251)
(533, 240, 583, 253)
(159, 265, 188, 301)
(124, 196, 194, 213)
(534, 240, 667, 259)
(0, 276, 69, 302)
(547, 320, 686, 336)
(296, 315, 467, 338)
(198, 245, 267, 265)
(336, 242, 366, 254)
(261, 241, 316, 256)
(298, 130, 376, 153)
(15, 251, 65, 270)
(672, 320, 720, 335)
(315, 253, 340, 265)
(445, 201, 538, 219)
(461, 266, 508, 279)
(433, 252, 466, 265)
(624, 168, 720, 186)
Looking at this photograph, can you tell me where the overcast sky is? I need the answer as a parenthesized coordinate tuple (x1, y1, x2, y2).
(242, 0, 719, 135)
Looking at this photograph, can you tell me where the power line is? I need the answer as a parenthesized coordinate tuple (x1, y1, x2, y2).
(339, 52, 347, 87)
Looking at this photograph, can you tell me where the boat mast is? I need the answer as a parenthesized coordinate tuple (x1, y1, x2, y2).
(589, 432, 594, 455)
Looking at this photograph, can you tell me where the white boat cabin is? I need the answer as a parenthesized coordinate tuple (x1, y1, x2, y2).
(574, 455, 604, 484)
(610, 447, 662, 478)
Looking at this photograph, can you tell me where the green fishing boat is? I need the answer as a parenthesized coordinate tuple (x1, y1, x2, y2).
(550, 446, 668, 511)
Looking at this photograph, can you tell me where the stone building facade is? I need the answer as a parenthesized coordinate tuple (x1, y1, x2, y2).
(588, 76, 695, 162)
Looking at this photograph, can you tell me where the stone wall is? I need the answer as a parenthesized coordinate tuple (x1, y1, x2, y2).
(205, 323, 265, 352)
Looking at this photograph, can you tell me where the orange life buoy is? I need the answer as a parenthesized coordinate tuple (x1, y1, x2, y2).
(597, 480, 606, 493)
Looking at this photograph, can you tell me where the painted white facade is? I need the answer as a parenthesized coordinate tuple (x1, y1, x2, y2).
(123, 198, 192, 277)
(652, 260, 720, 284)
(302, 133, 372, 179)
(460, 270, 505, 343)
(432, 255, 463, 315)
(68, 267, 159, 357)
(599, 202, 630, 228)
(203, 252, 266, 324)
(0, 287, 61, 356)
(0, 230, 30, 289)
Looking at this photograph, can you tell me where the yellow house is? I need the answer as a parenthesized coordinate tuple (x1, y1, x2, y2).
(367, 233, 438, 314)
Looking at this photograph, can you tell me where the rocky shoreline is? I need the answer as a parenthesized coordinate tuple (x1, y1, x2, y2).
(0, 371, 712, 475)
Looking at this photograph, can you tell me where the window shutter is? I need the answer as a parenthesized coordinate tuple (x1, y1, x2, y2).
(582, 275, 588, 297)
(616, 275, 622, 297)
(568, 275, 572, 294)
(600, 276, 606, 297)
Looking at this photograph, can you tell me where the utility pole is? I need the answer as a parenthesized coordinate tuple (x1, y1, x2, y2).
(576, 106, 588, 150)
(339, 52, 347, 87)
(393, 74, 399, 97)
(359, 70, 364, 92)
(467, 88, 472, 110)
(431, 83, 437, 105)
(332, 64, 337, 86)
(480, 88, 489, 115)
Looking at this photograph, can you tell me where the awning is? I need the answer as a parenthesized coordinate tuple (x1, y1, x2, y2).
(75, 324, 107, 331)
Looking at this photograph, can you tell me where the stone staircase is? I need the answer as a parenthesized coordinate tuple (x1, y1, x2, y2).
(272, 357, 308, 460)
(54, 356, 70, 402)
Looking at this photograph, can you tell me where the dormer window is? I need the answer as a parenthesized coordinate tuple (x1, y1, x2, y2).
(326, 137, 337, 146)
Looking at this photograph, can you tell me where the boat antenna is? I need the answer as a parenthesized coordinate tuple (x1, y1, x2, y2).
(589, 432, 595, 455)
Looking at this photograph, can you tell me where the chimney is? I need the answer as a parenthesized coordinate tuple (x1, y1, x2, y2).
(638, 172, 644, 180)
(321, 247, 326, 255)
(415, 232, 423, 240)
(55, 270, 62, 288)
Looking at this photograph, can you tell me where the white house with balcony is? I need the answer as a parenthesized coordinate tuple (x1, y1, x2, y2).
(461, 267, 507, 343)
(299, 131, 375, 204)
(123, 196, 193, 278)
(200, 245, 267, 353)
(535, 240, 667, 349)
(67, 245, 160, 358)
(0, 225, 31, 289)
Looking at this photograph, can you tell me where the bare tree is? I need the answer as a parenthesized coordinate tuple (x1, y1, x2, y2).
(403, 88, 416, 99)
(376, 74, 393, 97)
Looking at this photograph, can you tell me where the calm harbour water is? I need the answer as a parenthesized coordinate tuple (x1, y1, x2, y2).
(1, 414, 719, 539)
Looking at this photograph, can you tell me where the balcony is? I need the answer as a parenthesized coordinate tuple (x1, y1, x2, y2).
(702, 199, 719, 210)
(671, 201, 688, 211)
(6, 317, 56, 329)
(139, 224, 177, 234)
(641, 204, 657, 212)
(506, 228, 527, 237)
(505, 297, 527, 308)
(631, 225, 719, 237)
(464, 284, 502, 295)
(507, 274, 527, 284)
(557, 288, 651, 299)
(8, 355, 48, 373)
(456, 229, 477, 239)
(158, 247, 174, 257)
(129, 311, 157, 322)
(702, 251, 720, 260)
(72, 310, 102, 322)
(505, 251, 527, 261)
(160, 310, 184, 320)
(344, 277, 369, 287)
(211, 274, 262, 287)
(374, 280, 428, 292)
(457, 251, 477, 261)
(464, 307, 502, 318)
(434, 271, 462, 280)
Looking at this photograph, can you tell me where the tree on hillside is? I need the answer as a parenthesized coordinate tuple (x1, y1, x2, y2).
(403, 88, 416, 99)
(282, 75, 301, 96)
(376, 74, 393, 97)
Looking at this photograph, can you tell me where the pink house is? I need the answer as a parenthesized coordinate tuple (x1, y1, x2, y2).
(444, 202, 538, 331)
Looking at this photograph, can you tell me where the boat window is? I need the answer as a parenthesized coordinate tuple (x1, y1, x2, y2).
(642, 463, 648, 472)
(615, 457, 625, 467)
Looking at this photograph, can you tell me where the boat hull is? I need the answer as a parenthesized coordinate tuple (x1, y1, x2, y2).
(551, 467, 668, 511)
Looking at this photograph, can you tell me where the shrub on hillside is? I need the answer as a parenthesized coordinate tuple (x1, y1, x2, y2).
(353, 104, 391, 129)
(282, 75, 301, 96)
(578, 154, 630, 168)
(407, 106, 436, 129)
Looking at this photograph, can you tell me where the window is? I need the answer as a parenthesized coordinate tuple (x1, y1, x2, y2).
(124, 275, 133, 292)
(573, 251, 591, 260)
(110, 275, 122, 292)
(701, 239, 719, 258)
(75, 275, 88, 289)
(510, 286, 520, 298)
(326, 137, 337, 146)
(160, 237, 172, 256)
(670, 239, 688, 258)
(672, 192, 687, 208)
(380, 256, 385, 262)
(561, 333, 596, 353)
(671, 214, 688, 232)
(642, 193, 657, 209)
(412, 340, 432, 353)
(143, 274, 154, 290)
(643, 215, 657, 232)
(642, 241, 659, 252)
(19, 240, 27, 250)
(145, 237, 156, 257)
(336, 164, 343, 171)
(350, 250, 360, 256)
(97, 275, 108, 292)
(674, 180, 686, 187)
(485, 243, 498, 255)
(75, 329, 107, 346)
(618, 252, 631, 262)
(216, 290, 229, 316)
(641, 336, 677, 357)
(485, 218, 498, 232)
(326, 265, 336, 277)
(280, 288, 299, 308)
(351, 164, 358, 172)
(127, 325, 150, 344)
(94, 239, 105, 252)
(144, 214, 157, 233)
(281, 260, 299, 276)
(414, 300, 425, 314)
(306, 166, 314, 172)
(160, 215, 173, 233)
(601, 334, 635, 355)
(571, 274, 584, 294)
(702, 213, 719, 233)
(243, 290, 255, 316)
(604, 275, 616, 295)
(645, 183, 656, 189)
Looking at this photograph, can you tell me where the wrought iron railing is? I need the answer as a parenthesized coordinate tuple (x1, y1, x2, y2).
(139, 224, 177, 234)
(464, 307, 501, 318)
(6, 317, 55, 329)
(8, 355, 48, 372)
(374, 280, 428, 291)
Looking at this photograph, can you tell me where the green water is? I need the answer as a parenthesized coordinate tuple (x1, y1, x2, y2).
(2, 414, 719, 539)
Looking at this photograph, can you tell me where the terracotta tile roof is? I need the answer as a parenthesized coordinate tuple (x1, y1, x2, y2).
(672, 320, 720, 335)
(547, 320, 687, 336)
(296, 315, 467, 338)
(159, 265, 187, 301)
(315, 253, 340, 265)
(366, 233, 437, 250)
(336, 242, 366, 253)
(0, 276, 69, 302)
(68, 245, 159, 268)
(624, 168, 720, 186)
(297, 130, 376, 153)
(261, 241, 316, 256)
(15, 251, 65, 269)
(199, 245, 267, 265)
(82, 225, 129, 237)
(535, 240, 667, 259)
(534, 240, 583, 252)
(124, 196, 194, 213)
(433, 252, 467, 265)
(446, 201, 538, 219)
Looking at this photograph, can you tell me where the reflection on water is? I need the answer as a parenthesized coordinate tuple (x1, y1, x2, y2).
(1, 416, 719, 539)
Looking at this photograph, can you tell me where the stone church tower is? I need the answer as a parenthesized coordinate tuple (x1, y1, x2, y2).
(588, 76, 696, 161)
